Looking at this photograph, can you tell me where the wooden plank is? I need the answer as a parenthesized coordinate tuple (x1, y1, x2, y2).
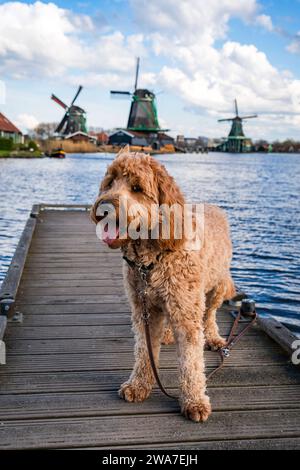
(30, 239, 100, 244)
(0, 409, 300, 449)
(39, 204, 91, 209)
(13, 303, 130, 314)
(13, 294, 128, 305)
(0, 216, 36, 309)
(21, 272, 123, 281)
(4, 323, 262, 340)
(3, 348, 289, 374)
(29, 233, 96, 239)
(4, 334, 278, 356)
(22, 267, 123, 274)
(19, 279, 124, 288)
(0, 385, 299, 421)
(27, 252, 121, 259)
(26, 259, 122, 266)
(18, 286, 125, 296)
(0, 316, 7, 341)
(10, 313, 130, 326)
(1, 365, 299, 395)
(0, 316, 7, 365)
(27, 250, 120, 257)
(97, 437, 300, 450)
(257, 316, 298, 356)
(28, 248, 113, 254)
(4, 312, 241, 327)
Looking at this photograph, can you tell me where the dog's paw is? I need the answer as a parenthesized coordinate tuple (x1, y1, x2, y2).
(118, 381, 151, 403)
(181, 397, 212, 423)
(205, 335, 227, 351)
(161, 328, 175, 345)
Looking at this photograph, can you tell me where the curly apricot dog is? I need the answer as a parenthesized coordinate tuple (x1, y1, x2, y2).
(91, 147, 235, 422)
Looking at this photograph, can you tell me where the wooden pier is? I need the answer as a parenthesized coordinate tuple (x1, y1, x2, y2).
(0, 205, 299, 449)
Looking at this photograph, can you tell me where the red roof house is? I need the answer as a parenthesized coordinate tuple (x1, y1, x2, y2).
(0, 112, 23, 143)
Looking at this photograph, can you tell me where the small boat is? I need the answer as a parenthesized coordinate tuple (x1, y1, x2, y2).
(49, 148, 66, 159)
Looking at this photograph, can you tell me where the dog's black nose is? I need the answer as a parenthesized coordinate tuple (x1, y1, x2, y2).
(91, 199, 112, 223)
(97, 199, 115, 211)
(94, 200, 115, 220)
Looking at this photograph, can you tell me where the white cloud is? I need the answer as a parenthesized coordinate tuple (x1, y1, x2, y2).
(0, 2, 145, 80)
(256, 14, 274, 32)
(0, 2, 89, 77)
(16, 113, 39, 131)
(131, 0, 259, 45)
(287, 33, 300, 54)
(129, 0, 300, 138)
(0, 79, 6, 105)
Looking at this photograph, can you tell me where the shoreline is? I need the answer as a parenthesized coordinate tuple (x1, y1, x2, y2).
(0, 151, 44, 159)
(1, 149, 300, 158)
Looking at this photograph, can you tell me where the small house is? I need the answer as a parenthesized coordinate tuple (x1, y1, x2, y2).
(108, 129, 174, 150)
(0, 112, 23, 144)
(64, 131, 97, 144)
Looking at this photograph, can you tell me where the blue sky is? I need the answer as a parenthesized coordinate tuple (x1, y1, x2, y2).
(1, 0, 300, 140)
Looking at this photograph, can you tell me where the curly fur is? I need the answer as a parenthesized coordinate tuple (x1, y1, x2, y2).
(92, 147, 236, 422)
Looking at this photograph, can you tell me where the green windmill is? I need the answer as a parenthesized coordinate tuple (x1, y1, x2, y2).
(218, 99, 257, 153)
(110, 58, 165, 132)
(51, 86, 87, 136)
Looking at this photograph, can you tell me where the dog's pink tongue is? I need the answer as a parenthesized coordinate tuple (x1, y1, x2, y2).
(102, 225, 119, 245)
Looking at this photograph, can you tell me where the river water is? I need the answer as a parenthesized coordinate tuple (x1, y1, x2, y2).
(0, 152, 299, 334)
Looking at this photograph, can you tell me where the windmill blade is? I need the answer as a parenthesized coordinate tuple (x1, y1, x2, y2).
(71, 85, 83, 105)
(110, 90, 132, 100)
(51, 94, 68, 110)
(110, 90, 131, 95)
(234, 99, 239, 117)
(241, 115, 258, 120)
(134, 57, 140, 91)
(218, 118, 234, 122)
(55, 113, 68, 133)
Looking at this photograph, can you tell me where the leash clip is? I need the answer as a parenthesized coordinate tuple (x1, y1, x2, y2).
(142, 311, 150, 321)
(138, 265, 149, 280)
(221, 347, 230, 358)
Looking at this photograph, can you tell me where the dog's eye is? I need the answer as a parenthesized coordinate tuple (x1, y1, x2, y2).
(132, 185, 142, 193)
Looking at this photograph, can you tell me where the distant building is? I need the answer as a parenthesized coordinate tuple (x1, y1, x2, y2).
(90, 131, 109, 145)
(108, 129, 174, 150)
(176, 135, 208, 152)
(0, 112, 23, 143)
(207, 138, 225, 150)
(64, 131, 97, 144)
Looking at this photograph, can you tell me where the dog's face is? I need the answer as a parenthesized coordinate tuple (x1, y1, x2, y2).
(91, 149, 185, 250)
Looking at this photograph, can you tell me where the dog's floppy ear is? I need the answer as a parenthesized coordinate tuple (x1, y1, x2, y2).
(156, 165, 184, 208)
(116, 144, 130, 158)
(152, 160, 185, 251)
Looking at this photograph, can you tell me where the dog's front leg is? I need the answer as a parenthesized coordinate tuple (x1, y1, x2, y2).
(168, 296, 211, 422)
(119, 301, 165, 403)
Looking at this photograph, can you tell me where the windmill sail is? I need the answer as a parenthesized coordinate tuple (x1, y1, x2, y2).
(51, 86, 87, 136)
(134, 57, 140, 91)
(71, 85, 83, 105)
(55, 113, 69, 133)
(51, 94, 68, 109)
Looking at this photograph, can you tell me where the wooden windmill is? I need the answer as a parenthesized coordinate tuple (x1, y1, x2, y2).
(110, 58, 165, 132)
(51, 86, 87, 136)
(218, 99, 257, 153)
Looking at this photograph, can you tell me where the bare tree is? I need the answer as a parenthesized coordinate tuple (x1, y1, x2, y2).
(33, 122, 58, 139)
